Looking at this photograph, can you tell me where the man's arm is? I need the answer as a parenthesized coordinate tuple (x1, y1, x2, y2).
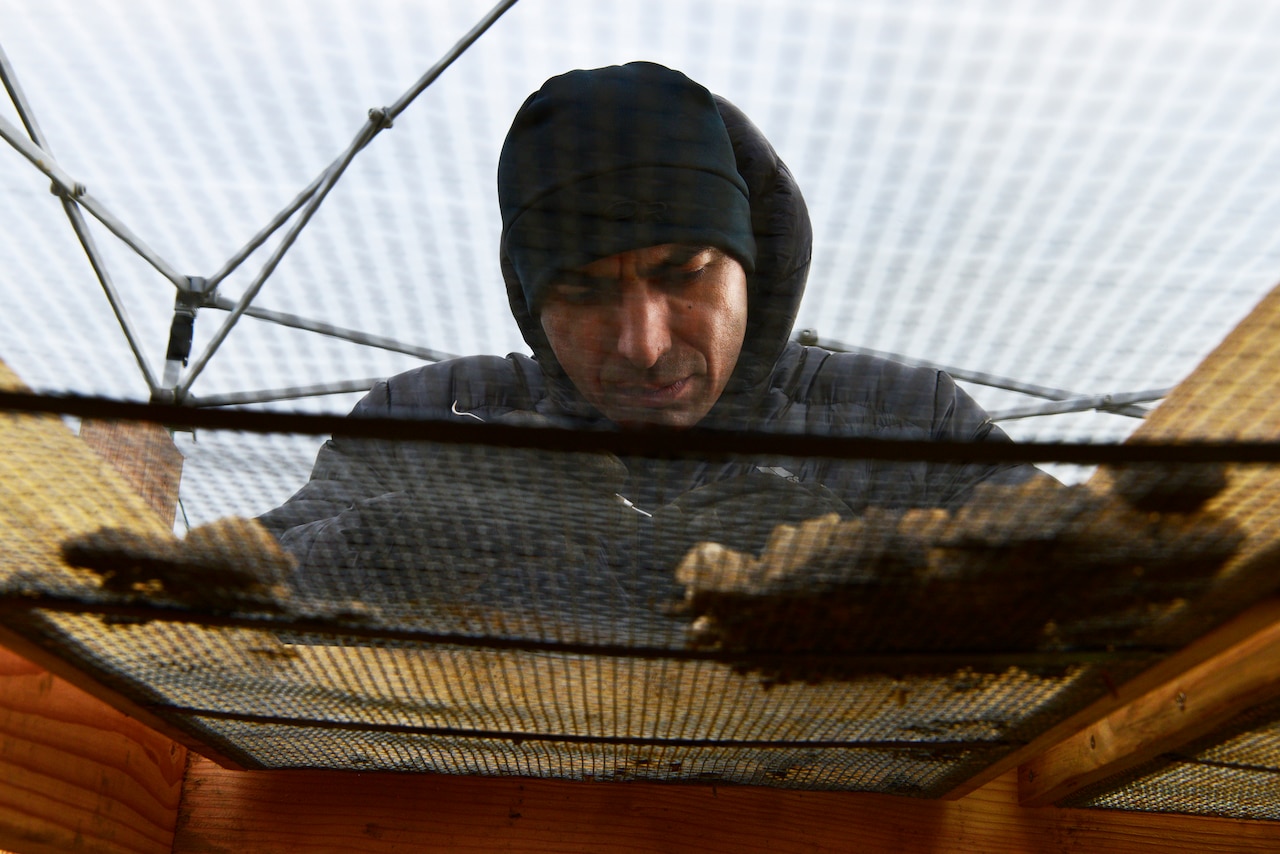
(257, 381, 419, 567)
(257, 355, 550, 568)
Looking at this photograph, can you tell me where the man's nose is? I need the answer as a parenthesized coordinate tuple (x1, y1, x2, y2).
(615, 285, 671, 369)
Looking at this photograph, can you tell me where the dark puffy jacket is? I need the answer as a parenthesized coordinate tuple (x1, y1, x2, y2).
(259, 94, 1040, 639)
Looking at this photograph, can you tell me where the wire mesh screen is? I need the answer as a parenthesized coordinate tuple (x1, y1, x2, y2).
(2, 613, 1103, 790)
(4, 0, 1280, 815)
(1063, 697, 1280, 820)
(4, 398, 1279, 795)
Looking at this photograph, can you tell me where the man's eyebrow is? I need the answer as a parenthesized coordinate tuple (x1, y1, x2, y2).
(637, 245, 716, 276)
(554, 246, 719, 284)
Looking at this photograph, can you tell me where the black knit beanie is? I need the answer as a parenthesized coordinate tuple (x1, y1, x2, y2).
(498, 62, 757, 314)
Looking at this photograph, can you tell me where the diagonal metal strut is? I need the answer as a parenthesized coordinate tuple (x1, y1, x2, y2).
(0, 0, 523, 402)
(0, 45, 164, 392)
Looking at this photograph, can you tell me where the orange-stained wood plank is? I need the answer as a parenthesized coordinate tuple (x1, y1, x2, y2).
(1093, 280, 1280, 642)
(1019, 610, 1280, 807)
(79, 419, 184, 530)
(175, 758, 1280, 853)
(1126, 281, 1280, 444)
(0, 646, 187, 854)
(944, 284, 1280, 799)
(0, 626, 246, 772)
(0, 356, 167, 610)
(0, 359, 166, 541)
(945, 598, 1280, 799)
(0, 358, 244, 769)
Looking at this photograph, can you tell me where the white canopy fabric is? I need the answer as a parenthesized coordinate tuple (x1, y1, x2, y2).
(3, 0, 1280, 521)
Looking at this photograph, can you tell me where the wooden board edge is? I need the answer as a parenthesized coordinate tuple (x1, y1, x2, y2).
(0, 645, 186, 854)
(174, 759, 1280, 853)
(1019, 615, 1280, 806)
(0, 627, 247, 772)
(942, 597, 1280, 799)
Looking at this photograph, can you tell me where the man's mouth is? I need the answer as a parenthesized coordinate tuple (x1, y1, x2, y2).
(610, 376, 692, 407)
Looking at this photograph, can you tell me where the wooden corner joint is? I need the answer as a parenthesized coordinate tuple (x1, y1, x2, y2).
(1019, 615, 1280, 807)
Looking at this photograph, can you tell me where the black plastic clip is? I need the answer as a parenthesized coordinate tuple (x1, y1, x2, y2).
(165, 276, 213, 366)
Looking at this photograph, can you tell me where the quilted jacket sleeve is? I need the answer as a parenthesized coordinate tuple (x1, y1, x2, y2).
(255, 362, 638, 613)
(922, 368, 1052, 505)
(780, 348, 1055, 511)
(257, 355, 543, 570)
(255, 379, 435, 575)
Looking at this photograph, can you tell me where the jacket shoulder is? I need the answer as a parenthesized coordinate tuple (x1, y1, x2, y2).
(353, 353, 545, 420)
(767, 342, 999, 441)
(776, 344, 936, 400)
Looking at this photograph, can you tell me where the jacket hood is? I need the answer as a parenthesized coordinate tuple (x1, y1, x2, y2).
(500, 91, 812, 422)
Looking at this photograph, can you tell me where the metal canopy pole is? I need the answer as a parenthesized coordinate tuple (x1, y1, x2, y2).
(798, 331, 1161, 420)
(1, 0, 524, 405)
(191, 379, 387, 408)
(0, 45, 164, 393)
(203, 173, 328, 292)
(385, 0, 523, 121)
(207, 296, 458, 363)
(172, 0, 524, 400)
(62, 203, 164, 393)
(0, 115, 188, 290)
(988, 388, 1171, 422)
(204, 0, 523, 294)
(0, 42, 48, 145)
(172, 119, 382, 399)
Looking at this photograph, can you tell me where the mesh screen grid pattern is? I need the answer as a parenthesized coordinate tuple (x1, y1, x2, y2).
(3, 0, 1280, 823)
(14, 612, 1097, 793)
(3, 416, 1275, 804)
(1064, 698, 1280, 820)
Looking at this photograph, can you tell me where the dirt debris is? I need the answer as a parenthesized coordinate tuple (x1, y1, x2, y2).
(61, 516, 295, 612)
(674, 476, 1246, 681)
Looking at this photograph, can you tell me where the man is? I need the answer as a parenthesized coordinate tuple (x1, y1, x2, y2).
(259, 63, 1040, 635)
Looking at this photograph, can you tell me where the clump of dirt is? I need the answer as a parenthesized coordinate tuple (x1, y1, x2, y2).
(61, 517, 295, 612)
(674, 473, 1244, 682)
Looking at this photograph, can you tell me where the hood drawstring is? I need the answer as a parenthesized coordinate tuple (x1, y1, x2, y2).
(451, 400, 485, 422)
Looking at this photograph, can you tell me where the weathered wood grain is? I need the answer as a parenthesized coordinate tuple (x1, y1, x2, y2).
(174, 759, 1280, 853)
(945, 597, 1280, 799)
(1020, 611, 1280, 806)
(990, 283, 1280, 806)
(0, 360, 166, 569)
(79, 419, 184, 530)
(950, 284, 1280, 799)
(0, 358, 245, 768)
(1123, 282, 1280, 444)
(1093, 281, 1280, 642)
(0, 646, 187, 854)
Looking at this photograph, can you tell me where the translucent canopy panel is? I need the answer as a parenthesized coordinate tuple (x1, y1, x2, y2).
(3, 0, 1279, 419)
(5, 0, 1280, 513)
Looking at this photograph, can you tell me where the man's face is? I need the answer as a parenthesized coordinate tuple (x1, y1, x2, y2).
(539, 244, 748, 428)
